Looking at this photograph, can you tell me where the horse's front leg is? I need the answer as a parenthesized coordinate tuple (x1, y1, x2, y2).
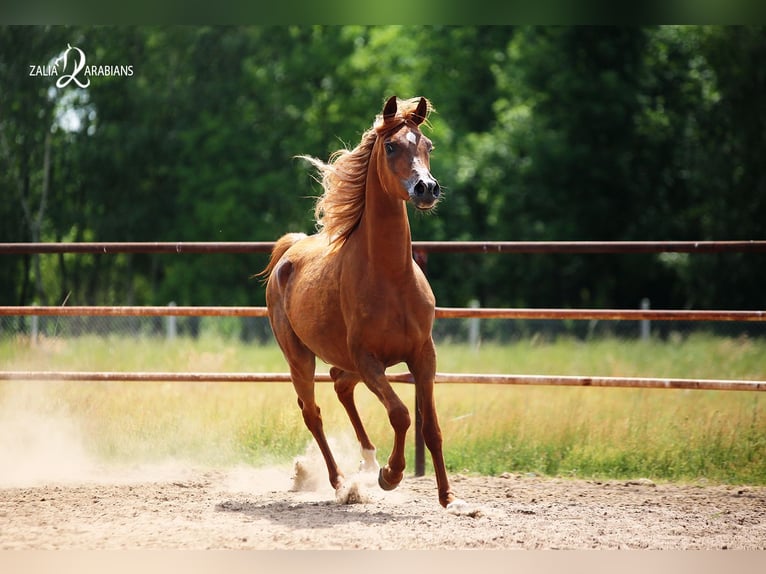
(408, 339, 459, 508)
(331, 367, 380, 473)
(354, 354, 411, 490)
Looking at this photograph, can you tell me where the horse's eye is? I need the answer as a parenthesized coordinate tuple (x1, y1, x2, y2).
(384, 142, 395, 155)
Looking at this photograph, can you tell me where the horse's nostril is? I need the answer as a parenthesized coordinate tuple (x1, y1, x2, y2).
(432, 183, 440, 198)
(414, 181, 426, 196)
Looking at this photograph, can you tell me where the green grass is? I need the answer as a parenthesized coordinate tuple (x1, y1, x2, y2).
(1, 333, 765, 484)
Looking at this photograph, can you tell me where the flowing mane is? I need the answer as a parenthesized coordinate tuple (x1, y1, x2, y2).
(299, 97, 433, 244)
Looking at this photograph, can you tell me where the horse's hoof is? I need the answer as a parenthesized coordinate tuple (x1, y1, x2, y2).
(378, 467, 399, 491)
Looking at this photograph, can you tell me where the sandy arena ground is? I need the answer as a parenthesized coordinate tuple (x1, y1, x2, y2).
(1, 460, 764, 550)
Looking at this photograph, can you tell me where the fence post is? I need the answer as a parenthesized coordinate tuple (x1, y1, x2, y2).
(468, 298, 481, 349)
(640, 298, 651, 341)
(31, 306, 39, 346)
(412, 247, 428, 477)
(166, 302, 177, 341)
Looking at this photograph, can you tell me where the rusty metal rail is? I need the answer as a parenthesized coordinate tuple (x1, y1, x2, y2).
(0, 306, 269, 317)
(1, 305, 764, 322)
(436, 307, 766, 322)
(0, 242, 275, 254)
(3, 240, 766, 255)
(414, 240, 766, 254)
(2, 370, 763, 392)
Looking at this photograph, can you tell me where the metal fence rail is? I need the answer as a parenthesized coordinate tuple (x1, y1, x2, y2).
(1, 306, 765, 322)
(3, 240, 766, 255)
(2, 370, 764, 392)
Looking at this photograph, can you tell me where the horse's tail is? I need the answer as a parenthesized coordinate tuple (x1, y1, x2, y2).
(254, 232, 308, 283)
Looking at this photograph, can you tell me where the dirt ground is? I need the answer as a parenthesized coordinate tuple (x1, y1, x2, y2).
(1, 461, 764, 550)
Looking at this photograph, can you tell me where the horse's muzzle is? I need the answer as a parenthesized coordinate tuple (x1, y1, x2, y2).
(411, 179, 441, 211)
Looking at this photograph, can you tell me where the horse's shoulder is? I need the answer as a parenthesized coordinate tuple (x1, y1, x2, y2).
(286, 233, 331, 258)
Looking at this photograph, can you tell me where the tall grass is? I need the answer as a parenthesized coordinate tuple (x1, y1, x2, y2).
(1, 333, 764, 484)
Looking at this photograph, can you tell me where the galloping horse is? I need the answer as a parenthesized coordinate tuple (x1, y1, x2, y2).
(261, 96, 459, 508)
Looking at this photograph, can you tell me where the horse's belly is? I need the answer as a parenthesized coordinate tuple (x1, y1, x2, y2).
(285, 292, 431, 373)
(288, 304, 356, 370)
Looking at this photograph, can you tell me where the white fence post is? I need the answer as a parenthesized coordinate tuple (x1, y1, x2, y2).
(640, 298, 651, 341)
(468, 298, 480, 349)
(166, 302, 177, 341)
(31, 306, 39, 346)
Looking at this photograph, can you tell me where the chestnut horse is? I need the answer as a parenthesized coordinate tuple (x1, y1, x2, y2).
(261, 96, 459, 508)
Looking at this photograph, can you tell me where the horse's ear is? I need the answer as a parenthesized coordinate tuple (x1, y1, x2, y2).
(383, 96, 398, 122)
(412, 97, 428, 126)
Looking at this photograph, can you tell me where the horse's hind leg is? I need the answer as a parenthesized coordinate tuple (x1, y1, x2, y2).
(330, 367, 380, 473)
(269, 308, 343, 490)
(292, 358, 344, 490)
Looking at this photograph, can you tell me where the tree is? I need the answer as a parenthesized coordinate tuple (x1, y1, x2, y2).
(2, 25, 764, 333)
(0, 26, 71, 306)
(685, 26, 766, 310)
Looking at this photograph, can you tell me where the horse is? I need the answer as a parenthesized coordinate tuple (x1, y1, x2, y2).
(261, 96, 460, 509)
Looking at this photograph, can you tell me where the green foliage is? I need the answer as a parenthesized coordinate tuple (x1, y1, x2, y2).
(2, 25, 765, 315)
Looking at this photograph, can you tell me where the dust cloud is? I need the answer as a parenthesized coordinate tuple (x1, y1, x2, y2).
(0, 383, 384, 501)
(0, 384, 98, 487)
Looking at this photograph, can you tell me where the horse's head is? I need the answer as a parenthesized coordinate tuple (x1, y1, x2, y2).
(374, 96, 441, 211)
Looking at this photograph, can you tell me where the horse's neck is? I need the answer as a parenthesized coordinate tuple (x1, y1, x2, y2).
(356, 180, 414, 279)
